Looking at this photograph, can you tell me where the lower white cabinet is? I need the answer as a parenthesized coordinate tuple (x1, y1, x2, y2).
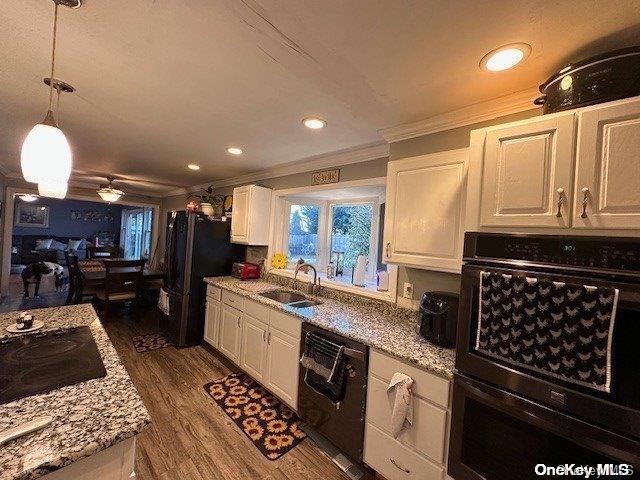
(265, 327, 300, 408)
(204, 297, 221, 348)
(219, 304, 242, 364)
(205, 284, 301, 410)
(240, 313, 269, 382)
(364, 349, 451, 480)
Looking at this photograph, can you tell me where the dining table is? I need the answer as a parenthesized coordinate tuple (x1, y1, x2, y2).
(72, 258, 164, 304)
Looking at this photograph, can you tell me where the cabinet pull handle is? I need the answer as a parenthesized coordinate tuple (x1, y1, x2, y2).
(580, 187, 589, 218)
(555, 188, 564, 218)
(262, 331, 266, 342)
(267, 332, 271, 344)
(386, 242, 391, 258)
(237, 316, 241, 328)
(389, 458, 410, 474)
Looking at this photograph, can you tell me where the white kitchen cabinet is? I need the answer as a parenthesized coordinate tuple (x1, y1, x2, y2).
(219, 304, 242, 364)
(230, 184, 272, 245)
(364, 349, 451, 480)
(383, 148, 468, 273)
(478, 113, 575, 228)
(265, 327, 300, 409)
(240, 312, 269, 382)
(204, 297, 221, 348)
(574, 98, 640, 229)
(204, 288, 301, 409)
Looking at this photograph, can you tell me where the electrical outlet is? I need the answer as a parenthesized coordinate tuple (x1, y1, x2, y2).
(403, 282, 413, 299)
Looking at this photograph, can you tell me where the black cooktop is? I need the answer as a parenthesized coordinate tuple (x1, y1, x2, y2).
(0, 326, 107, 404)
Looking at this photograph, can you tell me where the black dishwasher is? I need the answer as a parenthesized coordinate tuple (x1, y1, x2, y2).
(298, 323, 369, 462)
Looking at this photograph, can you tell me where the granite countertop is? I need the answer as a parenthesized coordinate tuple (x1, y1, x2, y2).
(204, 276, 455, 379)
(0, 304, 151, 480)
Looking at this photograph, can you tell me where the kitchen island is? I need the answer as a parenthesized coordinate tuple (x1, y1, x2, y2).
(0, 304, 151, 480)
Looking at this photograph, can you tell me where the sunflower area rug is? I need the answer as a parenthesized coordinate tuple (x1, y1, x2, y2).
(132, 333, 174, 353)
(203, 372, 307, 460)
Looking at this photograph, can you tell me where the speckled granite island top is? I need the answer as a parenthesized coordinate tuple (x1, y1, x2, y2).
(204, 276, 455, 379)
(0, 304, 151, 480)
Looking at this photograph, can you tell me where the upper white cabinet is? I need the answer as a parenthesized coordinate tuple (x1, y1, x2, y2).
(231, 184, 272, 245)
(383, 148, 468, 273)
(574, 99, 640, 229)
(479, 113, 575, 228)
(469, 96, 640, 233)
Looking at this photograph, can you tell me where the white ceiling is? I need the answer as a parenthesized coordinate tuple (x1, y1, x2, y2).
(1, 0, 639, 195)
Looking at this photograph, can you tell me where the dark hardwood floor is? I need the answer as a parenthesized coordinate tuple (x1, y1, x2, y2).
(102, 306, 349, 480)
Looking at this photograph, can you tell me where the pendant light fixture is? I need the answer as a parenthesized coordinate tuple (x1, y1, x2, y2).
(97, 177, 125, 203)
(21, 0, 81, 198)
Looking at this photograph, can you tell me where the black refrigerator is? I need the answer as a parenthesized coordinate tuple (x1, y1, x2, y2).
(163, 210, 245, 346)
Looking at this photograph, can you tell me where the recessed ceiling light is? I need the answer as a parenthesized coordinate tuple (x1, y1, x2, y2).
(187, 164, 200, 170)
(303, 117, 326, 129)
(480, 43, 531, 72)
(227, 147, 244, 155)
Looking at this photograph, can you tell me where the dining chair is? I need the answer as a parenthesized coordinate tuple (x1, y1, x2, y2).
(65, 250, 99, 304)
(95, 259, 146, 319)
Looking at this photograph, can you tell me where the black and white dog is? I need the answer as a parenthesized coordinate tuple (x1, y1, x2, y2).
(21, 261, 64, 298)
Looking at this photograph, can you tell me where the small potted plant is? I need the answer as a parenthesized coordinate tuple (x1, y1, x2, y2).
(187, 186, 218, 216)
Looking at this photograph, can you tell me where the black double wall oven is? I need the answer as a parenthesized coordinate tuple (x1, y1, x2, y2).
(449, 233, 640, 480)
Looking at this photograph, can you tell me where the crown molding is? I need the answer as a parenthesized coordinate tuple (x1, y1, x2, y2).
(379, 87, 541, 143)
(164, 142, 390, 197)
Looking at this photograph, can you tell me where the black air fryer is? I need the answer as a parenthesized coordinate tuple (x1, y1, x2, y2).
(419, 292, 459, 348)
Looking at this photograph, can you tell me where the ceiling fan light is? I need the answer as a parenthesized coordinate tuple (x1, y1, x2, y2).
(21, 123, 72, 184)
(38, 179, 68, 199)
(18, 194, 39, 202)
(97, 178, 124, 203)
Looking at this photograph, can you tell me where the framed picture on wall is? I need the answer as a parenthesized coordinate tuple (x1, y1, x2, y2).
(15, 204, 49, 228)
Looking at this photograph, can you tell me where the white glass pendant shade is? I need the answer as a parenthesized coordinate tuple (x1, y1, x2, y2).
(38, 179, 68, 199)
(21, 122, 72, 184)
(97, 189, 123, 203)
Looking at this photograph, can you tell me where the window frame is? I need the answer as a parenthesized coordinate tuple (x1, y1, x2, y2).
(267, 177, 397, 303)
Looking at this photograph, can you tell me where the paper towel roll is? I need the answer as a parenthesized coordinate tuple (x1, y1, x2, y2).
(353, 255, 367, 287)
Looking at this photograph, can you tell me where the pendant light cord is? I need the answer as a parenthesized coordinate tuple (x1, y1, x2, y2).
(48, 1, 59, 113)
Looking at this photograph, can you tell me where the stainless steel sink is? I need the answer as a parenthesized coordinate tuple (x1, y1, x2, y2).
(258, 289, 321, 307)
(259, 290, 308, 304)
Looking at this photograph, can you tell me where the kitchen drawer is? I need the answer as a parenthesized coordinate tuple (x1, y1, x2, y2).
(364, 423, 444, 480)
(206, 285, 221, 302)
(366, 376, 448, 463)
(370, 349, 450, 408)
(269, 310, 301, 339)
(244, 299, 270, 322)
(222, 290, 244, 311)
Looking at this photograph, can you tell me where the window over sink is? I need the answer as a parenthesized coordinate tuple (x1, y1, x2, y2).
(269, 178, 397, 301)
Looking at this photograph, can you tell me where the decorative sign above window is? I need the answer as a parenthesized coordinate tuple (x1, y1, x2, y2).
(312, 168, 340, 185)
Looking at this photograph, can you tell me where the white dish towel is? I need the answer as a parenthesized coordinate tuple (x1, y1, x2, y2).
(387, 372, 414, 438)
(158, 288, 170, 315)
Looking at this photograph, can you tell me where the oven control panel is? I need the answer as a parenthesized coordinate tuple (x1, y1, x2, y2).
(468, 233, 640, 271)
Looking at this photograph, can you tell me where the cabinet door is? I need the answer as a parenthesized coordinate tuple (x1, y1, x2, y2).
(574, 99, 640, 229)
(265, 328, 300, 409)
(203, 299, 221, 348)
(384, 149, 468, 272)
(219, 305, 242, 364)
(240, 313, 268, 382)
(480, 114, 575, 228)
(230, 186, 250, 243)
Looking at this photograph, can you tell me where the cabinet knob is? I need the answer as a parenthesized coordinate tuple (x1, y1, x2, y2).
(555, 188, 565, 218)
(580, 187, 590, 219)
